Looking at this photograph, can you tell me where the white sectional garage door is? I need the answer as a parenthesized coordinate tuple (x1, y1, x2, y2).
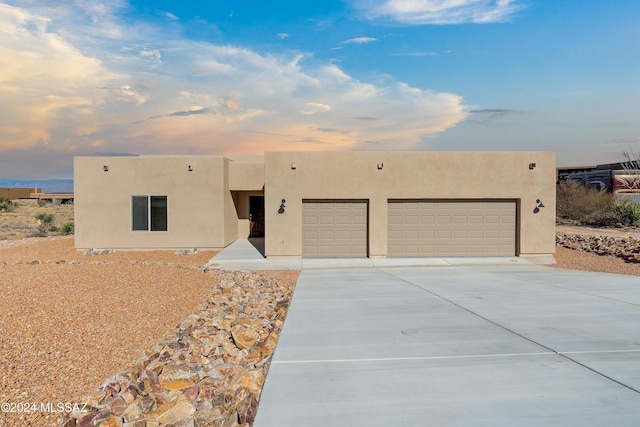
(388, 201, 516, 256)
(303, 201, 367, 257)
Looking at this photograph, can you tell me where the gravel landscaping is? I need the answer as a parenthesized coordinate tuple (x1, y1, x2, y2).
(0, 238, 298, 426)
(553, 225, 640, 275)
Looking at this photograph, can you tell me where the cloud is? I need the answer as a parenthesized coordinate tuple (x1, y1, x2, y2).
(602, 137, 640, 146)
(300, 102, 332, 115)
(351, 0, 524, 25)
(341, 37, 378, 44)
(161, 11, 179, 21)
(139, 49, 162, 62)
(92, 152, 139, 156)
(469, 108, 521, 121)
(144, 108, 215, 122)
(351, 116, 379, 121)
(392, 52, 438, 57)
(277, 33, 289, 40)
(99, 85, 149, 104)
(0, 1, 469, 177)
(0, 2, 124, 149)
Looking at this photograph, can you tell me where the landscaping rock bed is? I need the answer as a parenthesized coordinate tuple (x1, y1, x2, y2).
(61, 269, 295, 427)
(556, 233, 640, 263)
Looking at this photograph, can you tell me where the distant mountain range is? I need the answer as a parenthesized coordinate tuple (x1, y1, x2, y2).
(0, 179, 74, 194)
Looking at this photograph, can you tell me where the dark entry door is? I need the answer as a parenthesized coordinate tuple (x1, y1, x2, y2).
(249, 196, 265, 237)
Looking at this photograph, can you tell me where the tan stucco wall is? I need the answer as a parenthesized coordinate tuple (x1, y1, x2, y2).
(229, 160, 265, 191)
(74, 156, 237, 250)
(264, 151, 556, 258)
(223, 159, 241, 246)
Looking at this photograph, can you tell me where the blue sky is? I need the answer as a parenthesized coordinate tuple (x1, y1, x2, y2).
(1, 0, 639, 178)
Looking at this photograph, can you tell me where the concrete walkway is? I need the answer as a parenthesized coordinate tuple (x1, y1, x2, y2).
(207, 239, 541, 270)
(255, 264, 640, 426)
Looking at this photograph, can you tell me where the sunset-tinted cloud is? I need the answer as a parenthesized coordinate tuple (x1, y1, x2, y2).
(0, 1, 467, 177)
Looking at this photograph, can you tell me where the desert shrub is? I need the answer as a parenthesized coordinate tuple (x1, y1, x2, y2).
(34, 212, 54, 225)
(61, 222, 75, 235)
(614, 200, 640, 225)
(34, 212, 55, 237)
(0, 198, 16, 212)
(556, 181, 616, 225)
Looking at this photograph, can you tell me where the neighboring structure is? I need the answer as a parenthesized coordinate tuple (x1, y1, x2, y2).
(74, 151, 556, 259)
(30, 192, 74, 204)
(566, 169, 640, 196)
(0, 187, 41, 200)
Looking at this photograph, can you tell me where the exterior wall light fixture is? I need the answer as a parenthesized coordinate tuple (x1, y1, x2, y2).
(291, 163, 297, 170)
(529, 163, 536, 170)
(278, 199, 286, 214)
(103, 165, 109, 172)
(377, 163, 384, 170)
(188, 165, 193, 172)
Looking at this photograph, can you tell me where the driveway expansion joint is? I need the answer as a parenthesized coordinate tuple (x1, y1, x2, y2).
(378, 267, 640, 395)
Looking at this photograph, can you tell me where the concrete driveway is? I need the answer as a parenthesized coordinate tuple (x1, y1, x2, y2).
(254, 263, 640, 427)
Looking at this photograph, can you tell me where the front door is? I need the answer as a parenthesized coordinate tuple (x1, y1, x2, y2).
(249, 196, 265, 237)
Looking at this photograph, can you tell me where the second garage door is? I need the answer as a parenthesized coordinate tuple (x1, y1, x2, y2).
(302, 201, 368, 257)
(388, 201, 516, 256)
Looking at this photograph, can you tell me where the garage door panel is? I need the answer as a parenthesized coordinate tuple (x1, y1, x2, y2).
(421, 215, 435, 224)
(388, 201, 516, 256)
(437, 215, 452, 224)
(303, 201, 367, 257)
(453, 215, 468, 224)
(405, 215, 419, 225)
(319, 230, 335, 240)
(388, 215, 402, 225)
(303, 216, 318, 225)
(404, 244, 419, 254)
(405, 230, 419, 239)
(502, 215, 516, 223)
(352, 216, 367, 225)
(438, 230, 452, 238)
(319, 216, 335, 225)
(420, 244, 435, 253)
(389, 230, 402, 239)
(303, 230, 318, 239)
(335, 230, 351, 240)
(352, 230, 367, 239)
(469, 215, 483, 224)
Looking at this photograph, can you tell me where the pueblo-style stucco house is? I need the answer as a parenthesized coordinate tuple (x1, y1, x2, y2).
(74, 151, 556, 259)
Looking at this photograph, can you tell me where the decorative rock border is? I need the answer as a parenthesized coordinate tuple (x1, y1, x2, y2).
(556, 233, 640, 263)
(61, 269, 295, 427)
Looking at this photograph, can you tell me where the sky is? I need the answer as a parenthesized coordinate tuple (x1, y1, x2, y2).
(1, 0, 640, 179)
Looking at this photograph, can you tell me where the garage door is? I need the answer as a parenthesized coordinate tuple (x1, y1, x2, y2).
(388, 201, 516, 256)
(303, 201, 367, 257)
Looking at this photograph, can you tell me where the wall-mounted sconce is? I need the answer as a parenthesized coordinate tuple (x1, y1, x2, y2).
(103, 165, 109, 172)
(291, 163, 297, 170)
(188, 165, 193, 172)
(278, 199, 286, 215)
(533, 199, 545, 214)
(377, 163, 384, 170)
(529, 163, 536, 170)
